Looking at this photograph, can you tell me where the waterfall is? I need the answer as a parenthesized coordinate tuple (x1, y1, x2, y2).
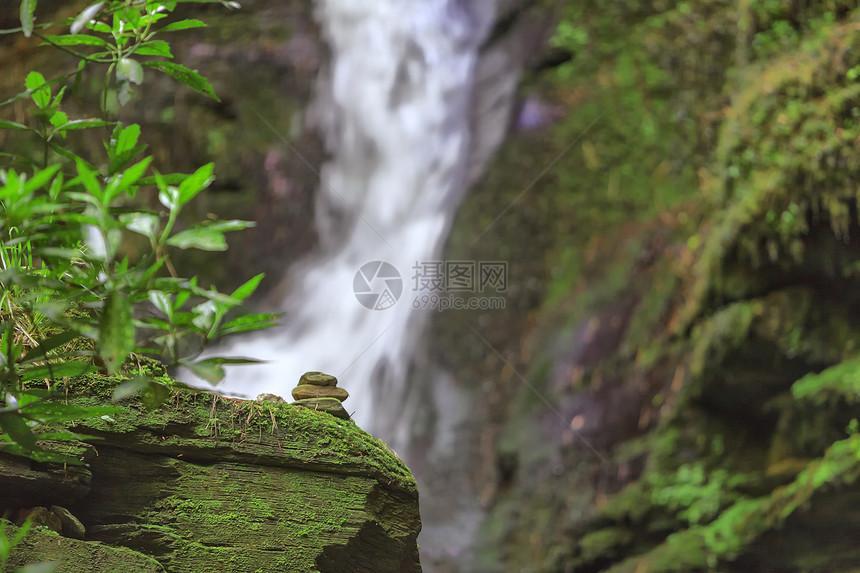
(188, 0, 496, 432)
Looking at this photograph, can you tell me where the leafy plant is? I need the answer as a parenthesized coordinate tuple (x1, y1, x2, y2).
(0, 0, 278, 464)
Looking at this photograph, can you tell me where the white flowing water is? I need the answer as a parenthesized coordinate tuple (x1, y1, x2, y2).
(188, 0, 495, 431)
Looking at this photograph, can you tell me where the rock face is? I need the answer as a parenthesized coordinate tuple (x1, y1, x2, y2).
(428, 2, 860, 572)
(2, 372, 422, 573)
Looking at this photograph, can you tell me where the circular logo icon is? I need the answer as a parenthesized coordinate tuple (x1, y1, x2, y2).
(353, 261, 403, 310)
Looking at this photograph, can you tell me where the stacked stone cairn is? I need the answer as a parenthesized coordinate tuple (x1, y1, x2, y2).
(291, 372, 350, 419)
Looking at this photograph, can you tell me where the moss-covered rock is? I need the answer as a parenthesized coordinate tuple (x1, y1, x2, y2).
(4, 368, 421, 573)
(5, 519, 166, 572)
(434, 1, 860, 572)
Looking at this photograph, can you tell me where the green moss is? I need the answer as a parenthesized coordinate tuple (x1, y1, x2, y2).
(792, 356, 860, 405)
(36, 363, 415, 492)
(684, 17, 860, 321)
(149, 464, 385, 571)
(578, 527, 635, 563)
(606, 433, 860, 572)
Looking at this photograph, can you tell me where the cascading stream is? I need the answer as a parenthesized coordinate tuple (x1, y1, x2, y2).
(189, 0, 495, 432)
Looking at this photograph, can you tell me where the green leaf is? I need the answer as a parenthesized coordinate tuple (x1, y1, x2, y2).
(15, 390, 54, 406)
(19, 361, 96, 382)
(165, 218, 254, 251)
(119, 212, 159, 240)
(20, 0, 35, 38)
(112, 376, 172, 410)
(219, 313, 281, 336)
(182, 357, 260, 385)
(20, 330, 79, 363)
(49, 110, 68, 129)
(115, 123, 141, 155)
(0, 438, 78, 464)
(148, 290, 173, 318)
(198, 219, 254, 233)
(107, 124, 147, 174)
(135, 40, 172, 58)
(56, 118, 111, 130)
(143, 61, 219, 101)
(157, 185, 180, 211)
(117, 58, 144, 85)
(136, 316, 171, 331)
(111, 375, 149, 401)
(167, 227, 228, 251)
(99, 290, 134, 374)
(0, 120, 29, 130)
(25, 71, 49, 108)
(11, 517, 33, 547)
(0, 412, 36, 451)
(75, 157, 103, 198)
(22, 164, 61, 194)
(104, 156, 151, 202)
(85, 20, 111, 35)
(191, 300, 216, 331)
(20, 402, 122, 424)
(183, 357, 224, 384)
(231, 273, 264, 301)
(138, 172, 186, 186)
(177, 162, 214, 204)
(159, 19, 207, 32)
(41, 34, 109, 47)
(1, 323, 22, 365)
(141, 379, 170, 410)
(36, 430, 99, 442)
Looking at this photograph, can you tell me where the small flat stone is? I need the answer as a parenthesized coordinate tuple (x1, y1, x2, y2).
(291, 385, 349, 401)
(299, 372, 338, 387)
(256, 393, 285, 403)
(292, 397, 350, 419)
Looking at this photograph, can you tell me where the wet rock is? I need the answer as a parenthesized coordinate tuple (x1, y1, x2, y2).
(291, 385, 349, 401)
(291, 372, 350, 419)
(299, 371, 338, 386)
(291, 397, 350, 420)
(51, 505, 86, 540)
(18, 506, 62, 534)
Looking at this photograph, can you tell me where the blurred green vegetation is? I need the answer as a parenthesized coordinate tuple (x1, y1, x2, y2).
(452, 1, 860, 571)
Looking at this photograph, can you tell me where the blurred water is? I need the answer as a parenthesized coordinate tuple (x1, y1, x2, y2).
(185, 0, 495, 432)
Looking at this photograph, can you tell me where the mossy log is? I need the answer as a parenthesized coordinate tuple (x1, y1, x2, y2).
(3, 372, 422, 573)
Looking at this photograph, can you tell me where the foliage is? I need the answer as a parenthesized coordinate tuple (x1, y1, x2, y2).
(649, 463, 752, 526)
(791, 356, 860, 406)
(0, 1, 278, 464)
(612, 433, 860, 572)
(464, 0, 860, 571)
